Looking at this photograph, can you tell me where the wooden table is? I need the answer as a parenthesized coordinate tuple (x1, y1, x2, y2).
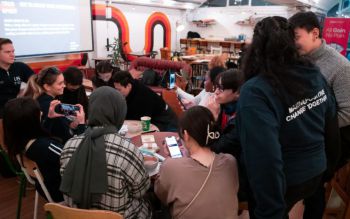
(130, 132, 179, 157)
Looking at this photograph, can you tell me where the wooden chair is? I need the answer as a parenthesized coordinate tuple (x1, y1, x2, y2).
(324, 161, 350, 219)
(44, 203, 123, 219)
(160, 48, 171, 60)
(162, 89, 185, 118)
(16, 154, 54, 219)
(179, 38, 188, 52)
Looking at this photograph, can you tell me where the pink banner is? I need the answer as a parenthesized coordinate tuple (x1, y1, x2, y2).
(323, 18, 350, 56)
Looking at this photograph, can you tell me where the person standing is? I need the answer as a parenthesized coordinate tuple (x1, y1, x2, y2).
(238, 16, 339, 219)
(289, 11, 350, 218)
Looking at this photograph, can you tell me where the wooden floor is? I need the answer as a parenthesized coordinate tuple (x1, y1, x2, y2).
(0, 175, 304, 219)
(0, 176, 46, 219)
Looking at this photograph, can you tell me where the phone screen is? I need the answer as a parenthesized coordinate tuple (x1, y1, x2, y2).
(57, 104, 80, 116)
(169, 72, 175, 89)
(166, 136, 182, 158)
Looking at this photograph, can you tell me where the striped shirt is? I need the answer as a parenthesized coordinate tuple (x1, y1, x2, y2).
(60, 133, 151, 219)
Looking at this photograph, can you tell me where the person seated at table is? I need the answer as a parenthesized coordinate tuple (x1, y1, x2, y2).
(30, 67, 86, 143)
(91, 60, 118, 89)
(112, 70, 178, 131)
(176, 66, 226, 109)
(206, 69, 241, 156)
(3, 97, 64, 202)
(154, 106, 239, 219)
(60, 86, 151, 219)
(60, 66, 89, 117)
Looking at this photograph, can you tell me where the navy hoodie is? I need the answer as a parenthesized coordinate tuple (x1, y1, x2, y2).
(236, 65, 339, 219)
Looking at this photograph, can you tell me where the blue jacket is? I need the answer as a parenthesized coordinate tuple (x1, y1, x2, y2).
(236, 65, 339, 219)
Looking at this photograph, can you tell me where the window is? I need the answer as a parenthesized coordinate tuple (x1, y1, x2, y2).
(201, 0, 227, 7)
(229, 0, 249, 6)
(251, 0, 276, 6)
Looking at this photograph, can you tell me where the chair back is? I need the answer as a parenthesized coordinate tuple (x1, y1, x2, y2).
(162, 89, 184, 118)
(44, 203, 123, 219)
(16, 154, 54, 202)
(325, 161, 350, 219)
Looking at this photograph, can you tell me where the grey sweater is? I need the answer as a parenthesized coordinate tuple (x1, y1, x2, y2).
(308, 40, 350, 128)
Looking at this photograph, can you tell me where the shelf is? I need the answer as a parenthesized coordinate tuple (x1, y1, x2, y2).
(192, 19, 216, 27)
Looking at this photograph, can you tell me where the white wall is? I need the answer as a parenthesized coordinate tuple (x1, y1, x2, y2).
(92, 3, 184, 62)
(183, 6, 298, 41)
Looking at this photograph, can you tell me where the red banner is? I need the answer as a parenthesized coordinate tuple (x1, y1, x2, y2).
(322, 18, 350, 56)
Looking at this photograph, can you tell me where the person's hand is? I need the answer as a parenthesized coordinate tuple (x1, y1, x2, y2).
(69, 104, 85, 129)
(181, 98, 195, 109)
(47, 100, 65, 118)
(205, 95, 220, 121)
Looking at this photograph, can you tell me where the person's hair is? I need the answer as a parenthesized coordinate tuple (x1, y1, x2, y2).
(21, 74, 43, 99)
(209, 66, 226, 83)
(36, 66, 62, 87)
(242, 16, 313, 100)
(289, 11, 322, 38)
(215, 69, 242, 92)
(208, 55, 225, 69)
(178, 106, 219, 148)
(111, 70, 134, 87)
(3, 97, 48, 159)
(95, 60, 113, 75)
(0, 38, 12, 50)
(63, 67, 83, 86)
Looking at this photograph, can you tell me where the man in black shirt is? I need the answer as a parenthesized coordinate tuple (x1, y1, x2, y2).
(112, 70, 177, 131)
(0, 38, 34, 118)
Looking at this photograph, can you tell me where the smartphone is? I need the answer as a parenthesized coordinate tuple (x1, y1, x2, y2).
(165, 136, 182, 158)
(169, 72, 175, 89)
(54, 103, 80, 116)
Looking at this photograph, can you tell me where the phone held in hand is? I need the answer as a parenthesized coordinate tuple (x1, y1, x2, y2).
(54, 103, 80, 116)
(169, 71, 175, 89)
(165, 136, 182, 158)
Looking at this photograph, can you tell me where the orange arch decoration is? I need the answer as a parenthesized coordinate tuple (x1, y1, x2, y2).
(92, 4, 172, 61)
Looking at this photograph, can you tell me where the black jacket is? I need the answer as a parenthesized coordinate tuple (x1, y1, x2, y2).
(126, 80, 177, 131)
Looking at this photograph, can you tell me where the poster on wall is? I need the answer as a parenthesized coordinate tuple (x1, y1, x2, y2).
(322, 18, 350, 56)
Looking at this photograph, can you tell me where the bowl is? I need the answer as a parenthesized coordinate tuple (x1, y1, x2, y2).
(143, 155, 159, 172)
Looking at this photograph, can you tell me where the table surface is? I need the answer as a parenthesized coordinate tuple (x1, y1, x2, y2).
(123, 120, 159, 138)
(130, 132, 179, 157)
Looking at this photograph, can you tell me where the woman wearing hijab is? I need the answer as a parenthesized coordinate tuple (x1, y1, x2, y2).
(60, 86, 151, 219)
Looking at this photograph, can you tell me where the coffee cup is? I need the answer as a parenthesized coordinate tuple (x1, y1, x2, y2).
(141, 116, 151, 131)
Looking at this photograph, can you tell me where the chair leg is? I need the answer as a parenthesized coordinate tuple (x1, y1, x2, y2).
(33, 191, 38, 219)
(16, 173, 26, 219)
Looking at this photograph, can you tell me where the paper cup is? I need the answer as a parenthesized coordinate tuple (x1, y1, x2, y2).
(141, 116, 151, 131)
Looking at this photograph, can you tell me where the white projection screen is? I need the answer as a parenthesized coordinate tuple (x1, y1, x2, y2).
(0, 0, 94, 57)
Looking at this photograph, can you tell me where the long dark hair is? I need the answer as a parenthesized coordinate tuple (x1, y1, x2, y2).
(178, 106, 220, 148)
(3, 97, 48, 159)
(242, 16, 313, 100)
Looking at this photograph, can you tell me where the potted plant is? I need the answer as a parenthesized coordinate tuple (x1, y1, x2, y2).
(106, 37, 127, 67)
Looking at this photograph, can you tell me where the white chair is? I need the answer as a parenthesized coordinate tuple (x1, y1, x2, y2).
(16, 155, 53, 219)
(210, 46, 222, 55)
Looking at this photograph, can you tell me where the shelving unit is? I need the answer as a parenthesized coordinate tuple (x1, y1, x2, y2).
(192, 19, 216, 27)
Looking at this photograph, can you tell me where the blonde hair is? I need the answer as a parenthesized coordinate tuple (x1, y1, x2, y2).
(208, 55, 225, 70)
(21, 74, 43, 99)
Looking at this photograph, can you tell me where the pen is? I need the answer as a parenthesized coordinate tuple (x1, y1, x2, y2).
(141, 130, 157, 134)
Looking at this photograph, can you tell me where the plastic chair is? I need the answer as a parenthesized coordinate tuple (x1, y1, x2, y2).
(324, 161, 350, 219)
(44, 203, 123, 219)
(16, 155, 54, 219)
